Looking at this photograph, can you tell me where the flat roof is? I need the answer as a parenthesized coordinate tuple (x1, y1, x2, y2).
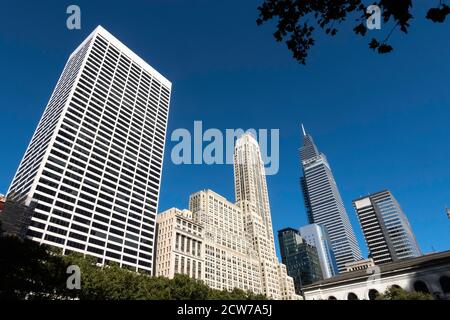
(70, 25, 171, 89)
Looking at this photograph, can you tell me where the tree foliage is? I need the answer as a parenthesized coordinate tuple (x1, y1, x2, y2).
(375, 285, 435, 300)
(256, 0, 450, 64)
(0, 235, 266, 300)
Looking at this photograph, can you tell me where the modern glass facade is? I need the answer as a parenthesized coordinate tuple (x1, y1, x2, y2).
(299, 223, 338, 278)
(278, 228, 323, 294)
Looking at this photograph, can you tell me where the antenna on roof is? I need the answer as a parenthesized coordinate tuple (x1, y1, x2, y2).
(301, 124, 306, 136)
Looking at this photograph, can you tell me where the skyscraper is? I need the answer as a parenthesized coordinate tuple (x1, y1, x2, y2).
(234, 133, 294, 299)
(299, 126, 362, 272)
(353, 190, 421, 264)
(7, 26, 171, 273)
(299, 223, 338, 278)
(278, 228, 323, 294)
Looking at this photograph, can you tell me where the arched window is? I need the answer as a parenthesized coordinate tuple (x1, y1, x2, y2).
(347, 292, 359, 300)
(439, 276, 450, 293)
(328, 296, 337, 300)
(413, 280, 430, 293)
(368, 289, 379, 300)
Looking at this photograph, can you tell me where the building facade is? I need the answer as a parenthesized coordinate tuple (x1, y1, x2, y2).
(189, 190, 262, 293)
(299, 126, 362, 272)
(154, 208, 204, 279)
(353, 190, 421, 264)
(344, 258, 375, 272)
(299, 223, 338, 279)
(278, 228, 323, 294)
(7, 26, 171, 273)
(277, 263, 299, 300)
(0, 197, 35, 238)
(302, 251, 450, 300)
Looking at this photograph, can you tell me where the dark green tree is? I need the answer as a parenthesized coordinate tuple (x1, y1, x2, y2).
(0, 235, 267, 300)
(0, 236, 70, 300)
(256, 0, 450, 64)
(376, 285, 435, 300)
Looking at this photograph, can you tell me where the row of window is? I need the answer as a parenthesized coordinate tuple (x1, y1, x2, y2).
(9, 39, 92, 195)
(29, 226, 152, 269)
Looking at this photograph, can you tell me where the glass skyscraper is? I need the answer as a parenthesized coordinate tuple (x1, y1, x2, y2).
(278, 228, 323, 294)
(353, 190, 421, 264)
(299, 223, 338, 278)
(7, 26, 171, 273)
(299, 126, 362, 272)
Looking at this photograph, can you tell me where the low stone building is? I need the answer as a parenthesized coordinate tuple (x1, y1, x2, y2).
(154, 208, 204, 280)
(302, 250, 450, 300)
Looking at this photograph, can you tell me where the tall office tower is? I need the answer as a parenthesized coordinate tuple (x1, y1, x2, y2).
(278, 228, 323, 294)
(189, 189, 262, 293)
(299, 126, 362, 272)
(234, 133, 295, 299)
(155, 208, 204, 279)
(7, 26, 171, 273)
(353, 190, 421, 264)
(299, 223, 338, 278)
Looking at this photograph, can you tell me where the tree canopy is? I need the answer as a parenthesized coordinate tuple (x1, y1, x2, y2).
(375, 285, 435, 300)
(0, 234, 266, 300)
(256, 0, 450, 64)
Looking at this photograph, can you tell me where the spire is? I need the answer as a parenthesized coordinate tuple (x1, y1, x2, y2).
(301, 123, 306, 137)
(299, 126, 320, 162)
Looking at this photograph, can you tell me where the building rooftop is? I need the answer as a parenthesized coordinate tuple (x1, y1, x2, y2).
(72, 25, 171, 89)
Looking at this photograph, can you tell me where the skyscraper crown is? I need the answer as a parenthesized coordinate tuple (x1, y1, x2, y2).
(299, 125, 320, 162)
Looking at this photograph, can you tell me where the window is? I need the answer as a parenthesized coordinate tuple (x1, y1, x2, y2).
(368, 289, 379, 300)
(181, 256, 185, 274)
(347, 292, 358, 300)
(181, 235, 185, 252)
(174, 255, 179, 273)
(440, 276, 450, 294)
(414, 281, 430, 294)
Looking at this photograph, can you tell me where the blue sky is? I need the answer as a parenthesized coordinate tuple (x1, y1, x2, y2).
(0, 1, 449, 259)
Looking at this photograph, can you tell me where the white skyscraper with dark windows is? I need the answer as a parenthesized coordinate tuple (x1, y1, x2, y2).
(7, 26, 171, 273)
(299, 126, 362, 272)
